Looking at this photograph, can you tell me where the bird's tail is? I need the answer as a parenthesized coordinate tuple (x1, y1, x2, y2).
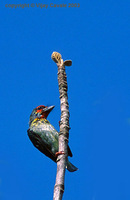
(66, 160, 78, 172)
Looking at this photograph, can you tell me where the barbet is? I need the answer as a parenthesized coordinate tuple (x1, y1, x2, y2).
(27, 105, 78, 172)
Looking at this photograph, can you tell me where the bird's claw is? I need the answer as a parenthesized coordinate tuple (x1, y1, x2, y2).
(55, 151, 65, 157)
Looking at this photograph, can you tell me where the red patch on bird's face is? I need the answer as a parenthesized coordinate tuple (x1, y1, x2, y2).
(36, 105, 46, 113)
(36, 109, 42, 113)
(36, 105, 48, 119)
(36, 105, 45, 109)
(40, 114, 48, 119)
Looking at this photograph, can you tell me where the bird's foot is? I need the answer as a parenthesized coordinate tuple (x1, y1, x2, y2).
(56, 151, 65, 162)
(55, 151, 65, 157)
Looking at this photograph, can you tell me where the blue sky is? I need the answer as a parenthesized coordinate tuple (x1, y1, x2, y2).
(0, 1, 130, 200)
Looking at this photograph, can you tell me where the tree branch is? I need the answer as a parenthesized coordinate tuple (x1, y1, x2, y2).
(51, 52, 72, 200)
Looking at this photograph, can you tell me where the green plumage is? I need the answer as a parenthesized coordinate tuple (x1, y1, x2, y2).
(27, 105, 78, 172)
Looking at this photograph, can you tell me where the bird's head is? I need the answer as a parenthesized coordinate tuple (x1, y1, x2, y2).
(29, 105, 55, 125)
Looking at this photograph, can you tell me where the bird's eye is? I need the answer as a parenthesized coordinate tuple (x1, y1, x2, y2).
(38, 106, 42, 110)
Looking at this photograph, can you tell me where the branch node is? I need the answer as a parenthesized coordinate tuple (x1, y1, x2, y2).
(54, 184, 64, 193)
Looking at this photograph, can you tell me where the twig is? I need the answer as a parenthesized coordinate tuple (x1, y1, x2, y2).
(51, 52, 72, 200)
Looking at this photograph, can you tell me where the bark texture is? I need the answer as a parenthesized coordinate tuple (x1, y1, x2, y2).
(51, 52, 72, 200)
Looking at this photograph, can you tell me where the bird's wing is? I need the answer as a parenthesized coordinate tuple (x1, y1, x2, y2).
(47, 123, 73, 157)
(46, 123, 73, 157)
(27, 129, 56, 162)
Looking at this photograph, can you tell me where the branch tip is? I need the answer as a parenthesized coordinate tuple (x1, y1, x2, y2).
(51, 52, 62, 64)
(51, 52, 72, 67)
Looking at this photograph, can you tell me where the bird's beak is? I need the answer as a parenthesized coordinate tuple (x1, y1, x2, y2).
(42, 105, 55, 113)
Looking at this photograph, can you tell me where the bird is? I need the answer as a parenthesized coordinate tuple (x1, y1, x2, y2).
(27, 105, 78, 172)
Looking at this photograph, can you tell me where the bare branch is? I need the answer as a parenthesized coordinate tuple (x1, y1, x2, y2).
(52, 52, 72, 200)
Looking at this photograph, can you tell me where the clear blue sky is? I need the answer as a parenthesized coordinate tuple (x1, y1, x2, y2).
(0, 1, 130, 200)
